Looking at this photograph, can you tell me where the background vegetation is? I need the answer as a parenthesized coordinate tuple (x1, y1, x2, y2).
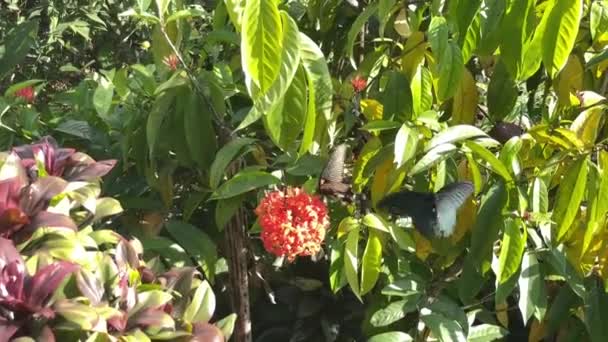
(1, 0, 608, 341)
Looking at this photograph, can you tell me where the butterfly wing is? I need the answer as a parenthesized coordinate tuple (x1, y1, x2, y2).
(433, 181, 474, 237)
(377, 191, 437, 237)
(319, 144, 349, 196)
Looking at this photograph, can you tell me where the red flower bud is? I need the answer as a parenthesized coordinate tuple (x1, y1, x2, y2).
(351, 75, 367, 93)
(14, 86, 35, 103)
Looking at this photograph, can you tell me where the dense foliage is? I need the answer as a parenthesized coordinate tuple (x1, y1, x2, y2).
(2, 0, 608, 341)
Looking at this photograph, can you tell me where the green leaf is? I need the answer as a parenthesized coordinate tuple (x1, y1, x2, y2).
(215, 195, 245, 231)
(411, 65, 433, 116)
(497, 218, 526, 284)
(437, 42, 465, 101)
(183, 280, 215, 324)
(344, 227, 361, 301)
(210, 170, 279, 200)
(487, 61, 517, 121)
(542, 0, 583, 78)
(584, 276, 608, 342)
(591, 1, 608, 45)
(378, 0, 397, 37)
(381, 71, 413, 122)
(394, 124, 418, 168)
(387, 224, 416, 252)
(360, 229, 383, 295)
(518, 251, 547, 324)
(329, 239, 347, 293)
(241, 0, 282, 95)
(93, 198, 123, 222)
(409, 143, 458, 176)
(467, 324, 508, 342)
(147, 90, 175, 157)
(426, 125, 489, 152)
(470, 182, 508, 272)
(570, 105, 606, 147)
(299, 33, 333, 122)
(499, 0, 534, 78)
(461, 14, 481, 63)
(215, 313, 237, 341)
(224, 0, 246, 31)
(544, 247, 586, 298)
(368, 332, 413, 342)
(370, 295, 420, 327)
(54, 300, 103, 331)
(554, 157, 588, 242)
(263, 65, 307, 151)
(183, 87, 217, 169)
(165, 220, 218, 282)
(465, 141, 513, 182)
(477, 0, 506, 56)
(130, 290, 173, 317)
(345, 3, 379, 68)
(209, 137, 256, 189)
(361, 120, 402, 133)
(381, 275, 425, 297)
(362, 213, 391, 232)
(421, 312, 466, 342)
(429, 16, 449, 58)
(0, 20, 39, 80)
(253, 11, 301, 117)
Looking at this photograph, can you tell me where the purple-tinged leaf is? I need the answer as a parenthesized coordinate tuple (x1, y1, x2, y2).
(1, 261, 25, 302)
(0, 317, 20, 341)
(0, 208, 29, 238)
(129, 308, 174, 330)
(191, 322, 224, 342)
(13, 136, 75, 178)
(19, 176, 67, 215)
(76, 269, 104, 305)
(116, 239, 140, 270)
(38, 325, 56, 342)
(65, 160, 117, 181)
(26, 261, 78, 308)
(26, 211, 76, 230)
(54, 299, 104, 331)
(0, 237, 23, 266)
(108, 312, 127, 332)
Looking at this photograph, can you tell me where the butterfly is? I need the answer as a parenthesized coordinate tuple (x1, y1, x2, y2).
(318, 144, 352, 200)
(377, 181, 474, 238)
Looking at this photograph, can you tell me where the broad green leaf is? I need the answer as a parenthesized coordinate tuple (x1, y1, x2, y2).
(329, 239, 347, 293)
(381, 71, 413, 122)
(360, 229, 383, 295)
(130, 290, 173, 317)
(370, 295, 420, 327)
(147, 90, 175, 157)
(570, 105, 606, 147)
(487, 62, 517, 121)
(166, 8, 206, 23)
(518, 251, 547, 324)
(215, 314, 237, 341)
(298, 62, 316, 154)
(368, 332, 413, 342)
(183, 87, 217, 169)
(452, 0, 482, 47)
(254, 11, 301, 116)
(352, 137, 382, 192)
(183, 280, 215, 323)
(165, 220, 217, 282)
(467, 324, 508, 342)
(394, 124, 418, 168)
(544, 247, 585, 298)
(542, 0, 582, 78)
(500, 0, 534, 78)
(344, 227, 361, 301)
(554, 157, 588, 242)
(93, 198, 123, 221)
(210, 170, 280, 200)
(409, 143, 458, 176)
(387, 224, 416, 252)
(381, 275, 425, 297)
(241, 0, 282, 95)
(361, 120, 402, 133)
(499, 137, 522, 177)
(263, 65, 307, 150)
(421, 311, 466, 342)
(451, 69, 478, 125)
(477, 0, 506, 56)
(154, 71, 189, 95)
(345, 3, 379, 68)
(497, 218, 526, 284)
(426, 125, 489, 152)
(93, 75, 114, 119)
(362, 213, 390, 232)
(429, 16, 449, 58)
(378, 0, 397, 37)
(54, 301, 103, 331)
(215, 195, 245, 231)
(299, 33, 333, 122)
(0, 20, 39, 80)
(520, 0, 553, 80)
(584, 276, 608, 342)
(411, 65, 433, 116)
(591, 1, 608, 45)
(470, 182, 508, 272)
(437, 42, 465, 101)
(224, 0, 246, 31)
(465, 141, 513, 182)
(461, 12, 481, 63)
(209, 137, 256, 189)
(151, 22, 179, 71)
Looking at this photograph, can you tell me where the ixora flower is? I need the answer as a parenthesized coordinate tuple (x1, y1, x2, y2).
(163, 54, 179, 71)
(14, 87, 35, 103)
(255, 187, 329, 261)
(351, 75, 367, 93)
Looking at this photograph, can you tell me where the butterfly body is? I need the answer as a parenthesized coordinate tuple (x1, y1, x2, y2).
(318, 144, 353, 201)
(378, 181, 474, 238)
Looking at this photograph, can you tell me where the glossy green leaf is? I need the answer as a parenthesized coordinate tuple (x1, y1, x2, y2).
(147, 90, 175, 157)
(467, 324, 508, 342)
(370, 295, 420, 327)
(183, 87, 217, 169)
(361, 120, 402, 133)
(461, 14, 481, 63)
(518, 251, 547, 324)
(345, 3, 379, 68)
(554, 157, 588, 242)
(184, 280, 216, 324)
(215, 313, 237, 341)
(345, 227, 361, 301)
(437, 42, 465, 101)
(429, 16, 449, 58)
(542, 0, 583, 78)
(394, 124, 418, 168)
(368, 332, 413, 342)
(487, 62, 517, 121)
(421, 311, 466, 342)
(465, 141, 513, 182)
(409, 143, 458, 176)
(500, 0, 534, 78)
(411, 65, 433, 116)
(570, 105, 606, 147)
(299, 33, 333, 122)
(165, 220, 218, 282)
(381, 71, 413, 122)
(353, 137, 382, 193)
(470, 182, 507, 272)
(0, 20, 39, 80)
(241, 0, 282, 96)
(329, 239, 347, 293)
(591, 1, 608, 45)
(210, 170, 280, 200)
(93, 75, 114, 118)
(362, 213, 390, 232)
(497, 218, 526, 284)
(215, 194, 245, 231)
(378, 0, 397, 37)
(584, 276, 608, 342)
(209, 137, 256, 189)
(477, 0, 506, 56)
(360, 229, 383, 295)
(224, 0, 246, 31)
(426, 125, 489, 152)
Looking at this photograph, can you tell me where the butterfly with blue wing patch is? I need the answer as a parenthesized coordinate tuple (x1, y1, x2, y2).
(377, 181, 474, 238)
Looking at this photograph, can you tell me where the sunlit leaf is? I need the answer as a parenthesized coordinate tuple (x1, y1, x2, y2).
(542, 0, 583, 78)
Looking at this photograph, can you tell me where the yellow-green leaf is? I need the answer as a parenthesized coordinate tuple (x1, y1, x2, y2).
(497, 218, 527, 284)
(360, 229, 384, 295)
(542, 0, 583, 78)
(554, 157, 588, 242)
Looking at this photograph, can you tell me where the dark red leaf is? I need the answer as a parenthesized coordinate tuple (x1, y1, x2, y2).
(0, 317, 20, 342)
(65, 160, 117, 181)
(26, 261, 79, 308)
(108, 311, 127, 332)
(0, 237, 23, 266)
(191, 322, 224, 342)
(19, 177, 67, 215)
(38, 325, 55, 342)
(0, 208, 29, 238)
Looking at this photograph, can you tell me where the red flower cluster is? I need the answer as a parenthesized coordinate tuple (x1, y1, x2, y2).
(351, 75, 367, 93)
(163, 54, 179, 71)
(14, 86, 35, 103)
(255, 187, 329, 261)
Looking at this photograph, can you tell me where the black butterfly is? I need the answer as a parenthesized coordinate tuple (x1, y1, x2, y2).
(377, 181, 474, 238)
(318, 144, 352, 200)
